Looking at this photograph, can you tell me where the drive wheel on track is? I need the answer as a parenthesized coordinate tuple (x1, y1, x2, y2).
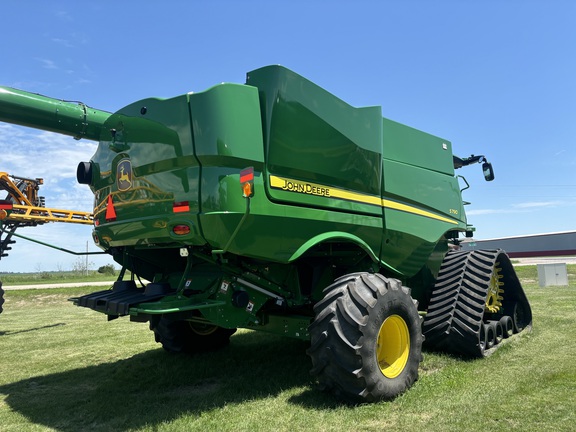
(307, 272, 423, 403)
(150, 316, 236, 354)
(511, 301, 531, 333)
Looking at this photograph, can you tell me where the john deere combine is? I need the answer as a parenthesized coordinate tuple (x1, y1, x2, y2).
(0, 66, 531, 403)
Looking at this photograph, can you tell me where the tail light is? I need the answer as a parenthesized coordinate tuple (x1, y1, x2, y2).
(172, 225, 191, 235)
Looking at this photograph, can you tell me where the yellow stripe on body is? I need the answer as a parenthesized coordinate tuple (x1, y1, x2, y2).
(381, 199, 457, 224)
(269, 175, 458, 225)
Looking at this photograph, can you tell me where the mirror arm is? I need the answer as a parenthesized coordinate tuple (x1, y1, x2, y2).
(453, 154, 495, 181)
(453, 154, 486, 169)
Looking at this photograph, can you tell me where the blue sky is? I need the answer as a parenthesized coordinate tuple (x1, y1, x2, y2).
(1, 1, 575, 273)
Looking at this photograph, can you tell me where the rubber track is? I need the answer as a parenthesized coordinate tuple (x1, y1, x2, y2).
(422, 249, 531, 357)
(0, 281, 4, 314)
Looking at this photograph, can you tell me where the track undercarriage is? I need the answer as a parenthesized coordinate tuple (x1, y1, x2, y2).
(422, 249, 532, 357)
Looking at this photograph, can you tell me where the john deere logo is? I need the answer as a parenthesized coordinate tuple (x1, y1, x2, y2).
(117, 159, 132, 191)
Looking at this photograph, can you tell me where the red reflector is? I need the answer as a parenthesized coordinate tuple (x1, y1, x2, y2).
(240, 167, 254, 184)
(172, 224, 191, 235)
(105, 195, 117, 221)
(0, 201, 13, 210)
(173, 201, 190, 213)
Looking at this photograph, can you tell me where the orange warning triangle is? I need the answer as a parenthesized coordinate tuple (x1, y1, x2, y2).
(105, 195, 117, 221)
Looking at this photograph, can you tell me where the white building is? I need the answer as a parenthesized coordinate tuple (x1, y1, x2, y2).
(461, 231, 576, 258)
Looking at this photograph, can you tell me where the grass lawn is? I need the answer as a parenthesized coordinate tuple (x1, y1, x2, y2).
(0, 266, 575, 431)
(0, 272, 117, 286)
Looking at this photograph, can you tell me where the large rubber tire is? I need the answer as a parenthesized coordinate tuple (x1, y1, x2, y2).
(150, 316, 236, 354)
(307, 272, 423, 403)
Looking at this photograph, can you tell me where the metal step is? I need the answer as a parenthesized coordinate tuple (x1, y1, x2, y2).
(74, 280, 173, 316)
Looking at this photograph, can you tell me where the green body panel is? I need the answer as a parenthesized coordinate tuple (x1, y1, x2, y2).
(247, 66, 383, 201)
(382, 117, 455, 176)
(190, 83, 266, 252)
(0, 66, 480, 338)
(378, 117, 466, 276)
(91, 94, 203, 251)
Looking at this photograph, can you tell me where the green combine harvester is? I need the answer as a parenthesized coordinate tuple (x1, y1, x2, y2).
(0, 66, 531, 403)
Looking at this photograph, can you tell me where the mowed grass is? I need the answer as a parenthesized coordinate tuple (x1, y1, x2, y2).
(0, 271, 120, 286)
(0, 266, 575, 432)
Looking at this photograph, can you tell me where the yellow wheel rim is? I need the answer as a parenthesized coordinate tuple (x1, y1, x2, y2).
(485, 263, 505, 313)
(188, 322, 218, 336)
(376, 315, 410, 379)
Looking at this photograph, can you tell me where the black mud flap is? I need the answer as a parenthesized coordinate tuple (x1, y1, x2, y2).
(74, 281, 173, 317)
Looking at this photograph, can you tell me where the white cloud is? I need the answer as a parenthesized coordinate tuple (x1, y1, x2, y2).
(52, 38, 74, 48)
(1, 124, 97, 210)
(466, 208, 504, 216)
(55, 10, 74, 22)
(513, 201, 563, 209)
(37, 58, 58, 70)
(1, 223, 114, 273)
(466, 199, 570, 216)
(0, 125, 107, 272)
(1, 125, 96, 170)
(466, 207, 531, 216)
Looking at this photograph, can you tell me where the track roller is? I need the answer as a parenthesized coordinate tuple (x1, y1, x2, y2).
(499, 315, 514, 338)
(486, 320, 504, 345)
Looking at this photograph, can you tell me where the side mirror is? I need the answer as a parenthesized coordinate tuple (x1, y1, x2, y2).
(482, 162, 495, 181)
